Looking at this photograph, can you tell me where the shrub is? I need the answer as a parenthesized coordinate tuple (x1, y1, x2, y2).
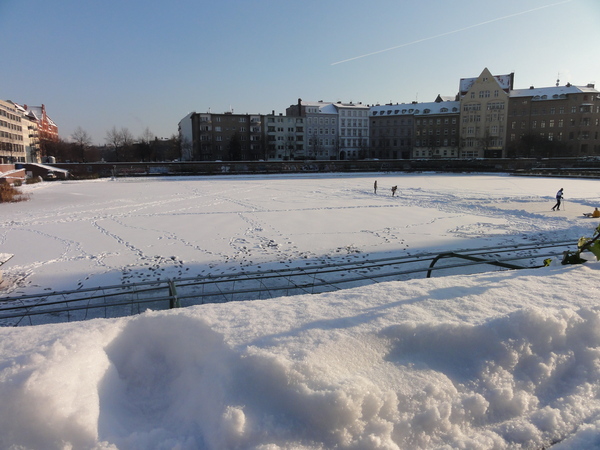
(0, 182, 30, 203)
(25, 176, 41, 185)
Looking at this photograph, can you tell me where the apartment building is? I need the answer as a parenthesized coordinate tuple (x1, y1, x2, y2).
(413, 101, 461, 159)
(0, 100, 26, 163)
(264, 113, 305, 160)
(459, 68, 514, 158)
(286, 100, 339, 160)
(370, 103, 414, 159)
(22, 104, 58, 146)
(286, 99, 369, 160)
(507, 82, 600, 158)
(332, 102, 370, 160)
(179, 111, 264, 161)
(12, 103, 41, 163)
(371, 99, 459, 159)
(179, 68, 599, 162)
(1, 100, 57, 163)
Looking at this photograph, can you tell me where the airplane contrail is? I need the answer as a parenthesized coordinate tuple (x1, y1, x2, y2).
(331, 0, 574, 66)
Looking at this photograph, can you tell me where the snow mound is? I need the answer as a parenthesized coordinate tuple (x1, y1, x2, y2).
(2, 263, 600, 449)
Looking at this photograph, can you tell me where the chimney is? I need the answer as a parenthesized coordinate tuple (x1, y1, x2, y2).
(298, 98, 303, 117)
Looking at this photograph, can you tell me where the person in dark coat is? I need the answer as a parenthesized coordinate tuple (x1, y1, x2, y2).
(374, 180, 377, 194)
(391, 186, 398, 197)
(552, 188, 564, 211)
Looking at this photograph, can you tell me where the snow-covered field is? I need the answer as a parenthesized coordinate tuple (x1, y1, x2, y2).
(1, 173, 600, 449)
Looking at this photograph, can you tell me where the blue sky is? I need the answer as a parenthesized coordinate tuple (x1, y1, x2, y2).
(2, 0, 599, 145)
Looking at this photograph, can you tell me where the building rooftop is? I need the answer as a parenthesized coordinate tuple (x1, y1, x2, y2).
(370, 101, 460, 117)
(510, 83, 599, 99)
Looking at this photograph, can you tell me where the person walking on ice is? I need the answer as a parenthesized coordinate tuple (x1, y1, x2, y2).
(391, 185, 398, 197)
(552, 188, 564, 211)
(374, 180, 377, 194)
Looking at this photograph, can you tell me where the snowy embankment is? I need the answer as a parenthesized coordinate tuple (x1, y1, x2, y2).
(1, 173, 600, 449)
(1, 264, 600, 449)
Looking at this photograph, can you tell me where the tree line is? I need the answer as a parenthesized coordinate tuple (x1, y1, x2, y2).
(43, 126, 182, 163)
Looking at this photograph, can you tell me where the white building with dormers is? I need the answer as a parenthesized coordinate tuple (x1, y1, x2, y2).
(286, 99, 369, 160)
(331, 101, 370, 160)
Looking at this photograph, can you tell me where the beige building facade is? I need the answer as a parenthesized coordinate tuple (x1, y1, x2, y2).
(459, 68, 513, 158)
(0, 100, 27, 163)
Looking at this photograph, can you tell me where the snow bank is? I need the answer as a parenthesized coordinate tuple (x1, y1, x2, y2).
(1, 263, 600, 449)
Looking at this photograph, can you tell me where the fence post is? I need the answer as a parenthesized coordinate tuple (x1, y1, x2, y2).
(168, 280, 181, 308)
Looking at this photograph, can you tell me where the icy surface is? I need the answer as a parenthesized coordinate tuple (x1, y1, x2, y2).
(1, 173, 600, 449)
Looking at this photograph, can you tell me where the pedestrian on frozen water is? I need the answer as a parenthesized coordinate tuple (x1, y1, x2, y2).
(374, 180, 377, 194)
(552, 188, 564, 211)
(391, 185, 398, 197)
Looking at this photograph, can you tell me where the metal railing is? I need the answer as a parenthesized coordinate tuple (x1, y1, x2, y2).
(0, 239, 576, 327)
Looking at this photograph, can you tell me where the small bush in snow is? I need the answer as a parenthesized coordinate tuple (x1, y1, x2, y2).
(0, 183, 29, 203)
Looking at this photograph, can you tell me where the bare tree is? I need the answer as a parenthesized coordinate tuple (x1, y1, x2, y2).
(105, 126, 122, 161)
(136, 127, 155, 161)
(71, 126, 92, 162)
(120, 128, 134, 147)
(139, 127, 154, 145)
(105, 127, 134, 161)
